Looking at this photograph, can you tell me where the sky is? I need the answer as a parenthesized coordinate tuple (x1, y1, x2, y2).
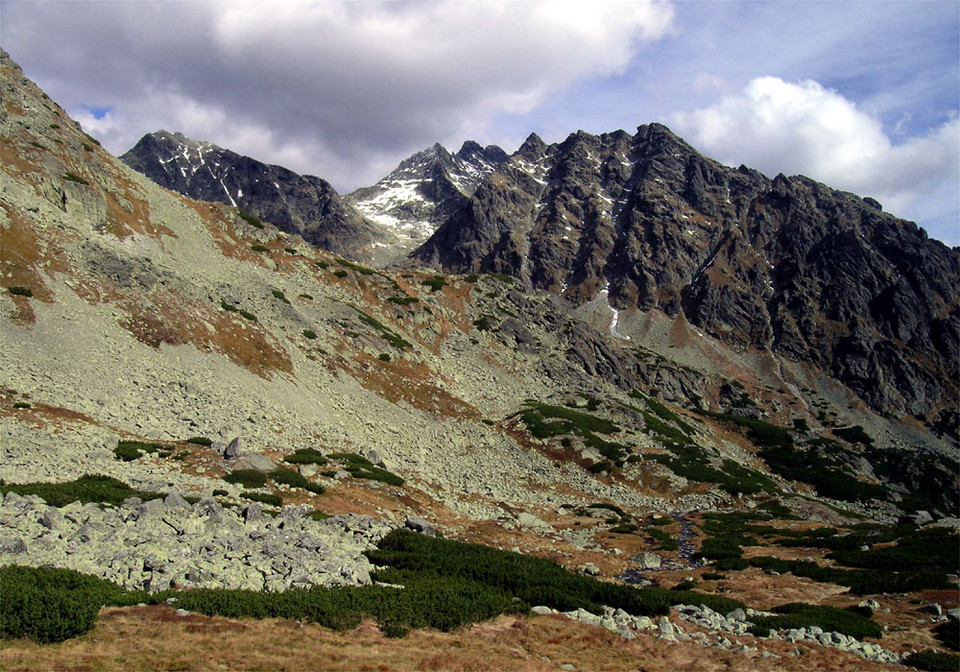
(2, 0, 958, 245)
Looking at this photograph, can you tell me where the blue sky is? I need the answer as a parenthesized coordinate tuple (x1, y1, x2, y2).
(2, 0, 957, 244)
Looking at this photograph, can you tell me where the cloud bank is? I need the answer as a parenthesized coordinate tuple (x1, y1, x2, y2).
(2, 0, 674, 187)
(672, 77, 959, 239)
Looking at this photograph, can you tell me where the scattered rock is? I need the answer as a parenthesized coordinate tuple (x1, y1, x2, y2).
(232, 453, 276, 472)
(403, 516, 436, 537)
(634, 552, 662, 570)
(223, 437, 242, 460)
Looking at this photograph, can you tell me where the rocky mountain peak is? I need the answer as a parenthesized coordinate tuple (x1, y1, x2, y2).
(121, 130, 388, 262)
(517, 132, 548, 160)
(346, 139, 508, 257)
(413, 123, 959, 419)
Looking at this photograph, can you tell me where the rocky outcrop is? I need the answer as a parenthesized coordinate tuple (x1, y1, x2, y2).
(121, 131, 389, 261)
(414, 124, 960, 418)
(0, 490, 391, 592)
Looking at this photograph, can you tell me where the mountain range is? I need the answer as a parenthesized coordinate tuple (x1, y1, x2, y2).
(2, 47, 959, 671)
(122, 122, 958, 423)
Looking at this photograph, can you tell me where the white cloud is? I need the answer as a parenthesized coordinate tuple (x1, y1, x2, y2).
(671, 76, 960, 239)
(2, 0, 674, 189)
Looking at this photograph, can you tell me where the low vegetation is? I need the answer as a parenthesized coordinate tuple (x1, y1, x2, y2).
(237, 211, 264, 229)
(903, 651, 960, 672)
(267, 467, 325, 495)
(355, 309, 412, 350)
(701, 514, 957, 593)
(328, 452, 404, 486)
(62, 172, 89, 185)
(747, 602, 882, 640)
(514, 401, 629, 465)
(0, 474, 162, 507)
(283, 448, 328, 465)
(112, 439, 170, 461)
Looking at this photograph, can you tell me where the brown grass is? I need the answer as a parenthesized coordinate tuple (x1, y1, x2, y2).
(0, 202, 69, 323)
(349, 353, 480, 420)
(0, 606, 906, 672)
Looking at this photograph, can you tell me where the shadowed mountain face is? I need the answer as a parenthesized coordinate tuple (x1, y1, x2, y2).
(121, 131, 390, 262)
(413, 125, 960, 419)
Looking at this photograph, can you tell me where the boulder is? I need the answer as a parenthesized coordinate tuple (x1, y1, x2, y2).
(404, 516, 436, 537)
(224, 437, 242, 460)
(232, 454, 276, 472)
(635, 552, 662, 570)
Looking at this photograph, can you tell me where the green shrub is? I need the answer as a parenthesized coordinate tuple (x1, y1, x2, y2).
(934, 621, 960, 652)
(379, 353, 391, 362)
(113, 443, 142, 461)
(268, 468, 325, 495)
(13, 402, 31, 409)
(834, 425, 874, 447)
(647, 527, 678, 551)
(747, 602, 882, 640)
(212, 489, 228, 497)
(250, 244, 269, 253)
(299, 293, 314, 300)
(368, 530, 745, 620)
(473, 316, 494, 331)
(333, 270, 348, 278)
(241, 491, 282, 507)
(7, 286, 33, 297)
(186, 436, 213, 446)
(0, 474, 161, 508)
(387, 296, 419, 306)
(335, 258, 377, 275)
(271, 289, 290, 304)
(0, 566, 130, 643)
(356, 310, 412, 350)
(303, 329, 318, 339)
(609, 523, 638, 534)
(63, 172, 89, 185)
(223, 469, 267, 489)
(421, 276, 447, 292)
(328, 452, 404, 486)
(238, 309, 257, 322)
(283, 449, 328, 466)
(238, 211, 264, 229)
(220, 299, 238, 312)
(903, 651, 960, 672)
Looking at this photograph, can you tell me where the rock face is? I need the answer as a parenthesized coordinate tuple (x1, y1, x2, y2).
(121, 130, 390, 262)
(413, 125, 960, 418)
(346, 141, 508, 257)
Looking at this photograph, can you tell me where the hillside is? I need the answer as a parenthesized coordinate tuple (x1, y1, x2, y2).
(1, 48, 958, 671)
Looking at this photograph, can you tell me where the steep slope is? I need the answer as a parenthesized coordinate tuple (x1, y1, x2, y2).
(121, 130, 392, 262)
(414, 125, 960, 421)
(346, 140, 507, 256)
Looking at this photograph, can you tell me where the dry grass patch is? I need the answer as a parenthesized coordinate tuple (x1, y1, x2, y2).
(0, 202, 70, 323)
(350, 353, 480, 420)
